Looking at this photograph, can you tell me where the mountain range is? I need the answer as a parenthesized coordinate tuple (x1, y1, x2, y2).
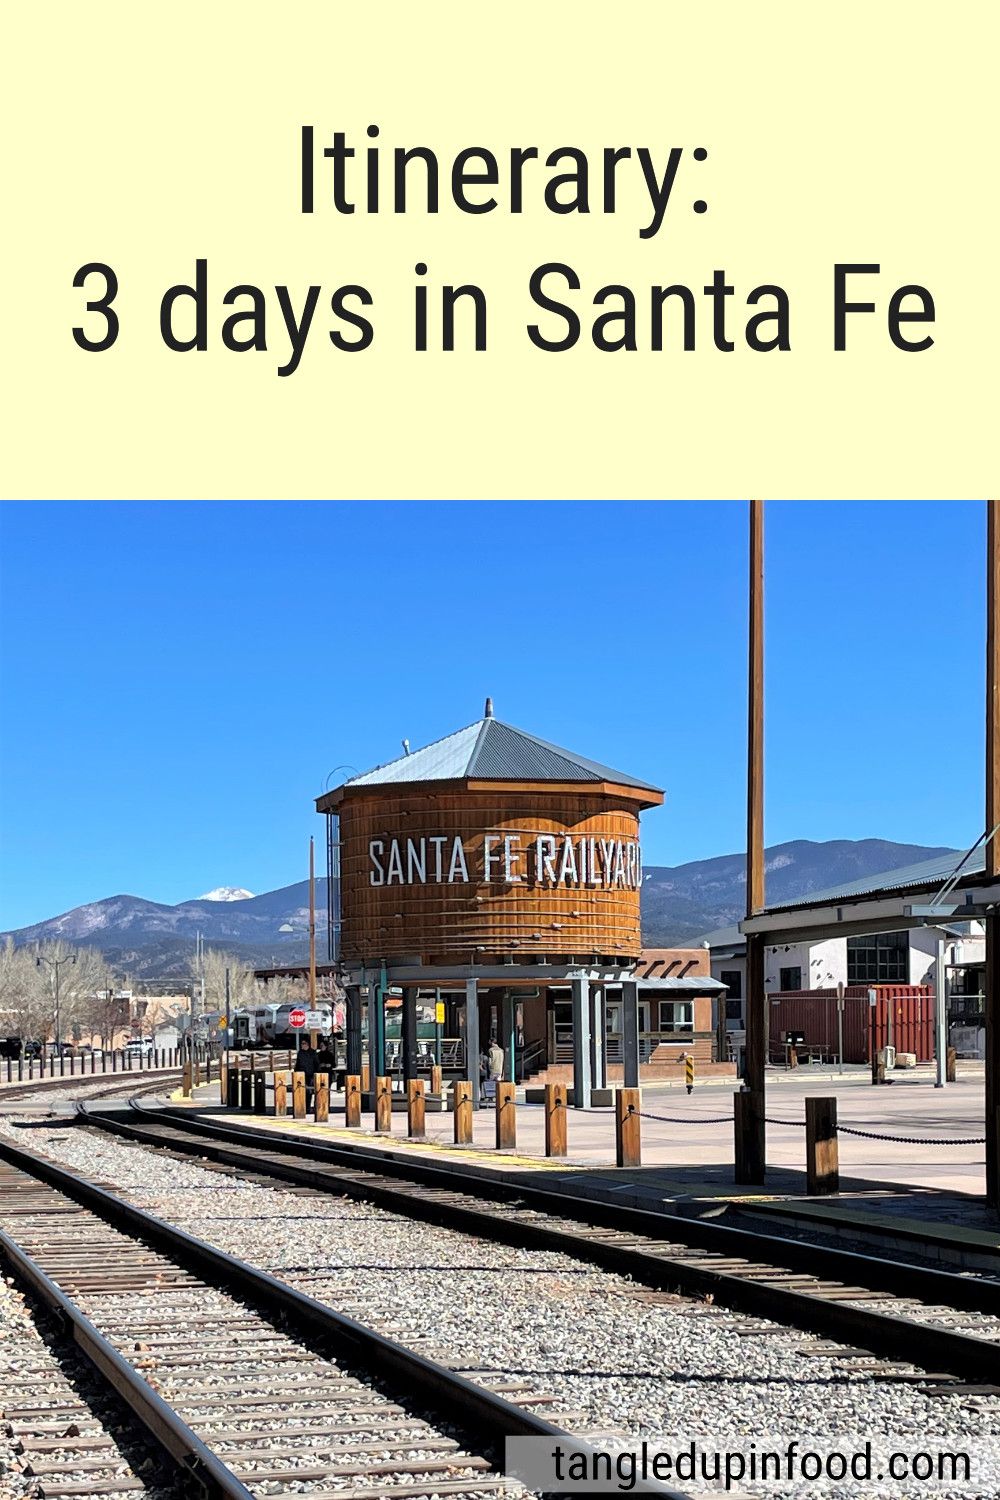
(0, 839, 959, 981)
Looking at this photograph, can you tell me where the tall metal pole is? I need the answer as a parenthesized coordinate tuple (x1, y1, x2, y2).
(37, 953, 75, 1055)
(934, 938, 947, 1089)
(986, 501, 1000, 1205)
(325, 812, 335, 962)
(309, 836, 318, 1047)
(225, 965, 231, 1070)
(740, 499, 767, 1184)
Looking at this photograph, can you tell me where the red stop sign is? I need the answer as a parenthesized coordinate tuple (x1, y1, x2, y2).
(288, 1008, 307, 1029)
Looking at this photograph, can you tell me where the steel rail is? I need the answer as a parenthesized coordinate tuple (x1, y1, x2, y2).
(0, 1223, 255, 1500)
(0, 1066, 183, 1100)
(0, 1128, 687, 1500)
(93, 1100, 1000, 1386)
(128, 1100, 1000, 1313)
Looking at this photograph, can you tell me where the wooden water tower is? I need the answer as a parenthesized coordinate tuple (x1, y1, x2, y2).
(317, 702, 663, 1109)
(317, 701, 663, 967)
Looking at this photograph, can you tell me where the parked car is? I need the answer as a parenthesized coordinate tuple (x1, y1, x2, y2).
(124, 1037, 154, 1056)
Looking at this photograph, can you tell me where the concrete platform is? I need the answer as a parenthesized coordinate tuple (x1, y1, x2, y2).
(180, 1062, 999, 1272)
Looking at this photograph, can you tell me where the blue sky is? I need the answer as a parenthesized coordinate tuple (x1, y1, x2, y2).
(0, 500, 986, 931)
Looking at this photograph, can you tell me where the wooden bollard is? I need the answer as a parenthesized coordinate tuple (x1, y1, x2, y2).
(545, 1082, 568, 1157)
(615, 1088, 641, 1167)
(219, 1063, 228, 1106)
(345, 1074, 361, 1127)
(361, 1062, 371, 1092)
(430, 1064, 443, 1096)
(805, 1096, 839, 1195)
(292, 1071, 306, 1119)
(315, 1072, 330, 1123)
(495, 1081, 516, 1151)
(375, 1076, 393, 1133)
(274, 1071, 287, 1116)
(453, 1080, 473, 1143)
(239, 1068, 252, 1110)
(253, 1071, 266, 1114)
(946, 1046, 957, 1084)
(226, 1068, 239, 1107)
(407, 1079, 426, 1138)
(181, 1061, 193, 1098)
(734, 1089, 765, 1182)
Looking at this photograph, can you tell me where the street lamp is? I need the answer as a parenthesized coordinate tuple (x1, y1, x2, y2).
(36, 953, 76, 1054)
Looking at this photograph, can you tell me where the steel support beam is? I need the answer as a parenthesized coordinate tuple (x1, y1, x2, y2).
(590, 984, 606, 1090)
(465, 977, 480, 1107)
(500, 990, 516, 1082)
(571, 977, 592, 1108)
(622, 980, 640, 1089)
(370, 983, 386, 1081)
(345, 985, 363, 1076)
(402, 987, 419, 1082)
(934, 939, 947, 1089)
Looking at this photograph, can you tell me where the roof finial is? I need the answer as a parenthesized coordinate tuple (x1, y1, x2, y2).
(484, 697, 494, 718)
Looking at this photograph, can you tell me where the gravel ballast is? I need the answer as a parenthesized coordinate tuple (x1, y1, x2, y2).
(2, 1116, 998, 1499)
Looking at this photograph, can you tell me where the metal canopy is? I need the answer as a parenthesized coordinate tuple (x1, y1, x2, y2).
(341, 961, 638, 985)
(629, 975, 728, 992)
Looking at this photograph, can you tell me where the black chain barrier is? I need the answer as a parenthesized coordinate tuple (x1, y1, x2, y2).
(639, 1109, 987, 1146)
(763, 1114, 984, 1145)
(835, 1125, 987, 1146)
(639, 1110, 733, 1124)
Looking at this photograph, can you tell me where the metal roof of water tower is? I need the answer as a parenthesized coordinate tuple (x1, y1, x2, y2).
(320, 699, 663, 803)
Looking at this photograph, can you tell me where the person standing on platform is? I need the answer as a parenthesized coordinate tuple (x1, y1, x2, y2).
(314, 1036, 337, 1091)
(483, 1035, 504, 1107)
(296, 1038, 317, 1110)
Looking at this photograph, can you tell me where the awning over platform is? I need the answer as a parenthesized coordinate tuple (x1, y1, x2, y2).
(630, 976, 728, 992)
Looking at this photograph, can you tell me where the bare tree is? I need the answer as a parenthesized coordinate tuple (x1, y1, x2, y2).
(192, 947, 257, 1012)
(80, 983, 131, 1049)
(34, 942, 113, 1043)
(0, 940, 123, 1051)
(0, 939, 48, 1047)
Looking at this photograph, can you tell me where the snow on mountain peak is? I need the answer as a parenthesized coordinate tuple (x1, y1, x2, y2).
(197, 887, 255, 902)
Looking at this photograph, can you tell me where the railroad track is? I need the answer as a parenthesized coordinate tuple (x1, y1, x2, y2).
(0, 1131, 683, 1500)
(0, 1072, 183, 1109)
(81, 1101, 1000, 1394)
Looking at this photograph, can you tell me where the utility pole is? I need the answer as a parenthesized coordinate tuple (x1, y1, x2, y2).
(739, 498, 767, 1185)
(309, 836, 318, 1047)
(191, 930, 203, 1064)
(36, 953, 76, 1054)
(986, 500, 1000, 1205)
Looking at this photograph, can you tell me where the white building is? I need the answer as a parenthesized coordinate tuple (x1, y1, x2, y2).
(700, 922, 986, 1054)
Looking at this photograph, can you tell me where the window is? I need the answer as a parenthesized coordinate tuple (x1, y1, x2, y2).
(720, 970, 742, 999)
(779, 966, 802, 991)
(847, 931, 908, 985)
(658, 1000, 693, 1032)
(725, 998, 743, 1024)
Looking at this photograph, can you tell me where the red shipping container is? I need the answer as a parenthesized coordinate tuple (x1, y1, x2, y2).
(767, 986, 935, 1064)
